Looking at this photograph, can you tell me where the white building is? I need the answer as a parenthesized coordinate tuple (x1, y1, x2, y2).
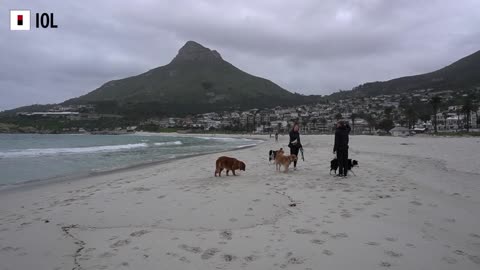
(390, 126, 410, 137)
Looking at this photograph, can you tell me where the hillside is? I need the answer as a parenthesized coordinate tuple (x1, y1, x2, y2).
(63, 41, 317, 117)
(329, 49, 480, 100)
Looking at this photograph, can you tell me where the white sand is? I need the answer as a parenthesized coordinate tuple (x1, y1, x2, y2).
(1, 135, 479, 270)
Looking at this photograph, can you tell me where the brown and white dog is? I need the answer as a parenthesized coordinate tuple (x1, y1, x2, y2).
(215, 156, 246, 177)
(274, 148, 297, 173)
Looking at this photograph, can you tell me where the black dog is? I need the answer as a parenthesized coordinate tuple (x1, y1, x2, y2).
(269, 150, 278, 162)
(330, 158, 358, 175)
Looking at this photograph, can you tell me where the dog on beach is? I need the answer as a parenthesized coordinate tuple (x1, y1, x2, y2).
(274, 148, 297, 173)
(330, 158, 358, 175)
(215, 156, 246, 177)
(269, 149, 279, 163)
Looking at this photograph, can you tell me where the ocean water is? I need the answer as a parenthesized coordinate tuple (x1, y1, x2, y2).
(0, 133, 261, 188)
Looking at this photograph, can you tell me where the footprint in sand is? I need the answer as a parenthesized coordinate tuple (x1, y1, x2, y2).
(287, 256, 305, 264)
(178, 244, 202, 254)
(179, 256, 191, 263)
(331, 233, 348, 239)
(322, 250, 334, 256)
(244, 255, 259, 262)
(130, 230, 150, 237)
(310, 239, 325, 245)
(166, 251, 179, 258)
(223, 254, 237, 262)
(294, 228, 316, 235)
(201, 248, 220, 260)
(220, 230, 233, 240)
(384, 250, 403, 258)
(380, 261, 392, 267)
(385, 237, 398, 242)
(280, 253, 305, 268)
(372, 213, 388, 218)
(110, 239, 131, 248)
(1, 247, 21, 252)
(365, 242, 380, 246)
(130, 187, 152, 192)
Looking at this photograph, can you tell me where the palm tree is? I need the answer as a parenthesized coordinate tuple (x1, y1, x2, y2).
(471, 103, 479, 129)
(456, 108, 462, 132)
(429, 96, 442, 133)
(462, 98, 473, 132)
(319, 118, 327, 133)
(350, 113, 357, 135)
(384, 107, 393, 119)
(404, 107, 418, 130)
(335, 113, 343, 121)
(302, 118, 309, 134)
(365, 114, 376, 133)
(311, 118, 318, 133)
(442, 112, 449, 131)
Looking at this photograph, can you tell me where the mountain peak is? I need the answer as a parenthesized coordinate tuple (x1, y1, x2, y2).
(172, 41, 222, 63)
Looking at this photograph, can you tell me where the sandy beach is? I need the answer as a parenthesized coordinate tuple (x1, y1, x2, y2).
(1, 135, 479, 270)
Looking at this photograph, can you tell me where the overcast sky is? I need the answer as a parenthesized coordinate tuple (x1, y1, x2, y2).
(1, 0, 479, 111)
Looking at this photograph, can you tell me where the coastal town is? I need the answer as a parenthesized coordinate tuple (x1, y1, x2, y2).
(8, 87, 480, 135)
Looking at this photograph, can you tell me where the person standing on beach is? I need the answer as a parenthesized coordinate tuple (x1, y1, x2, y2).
(275, 132, 279, 142)
(288, 123, 302, 170)
(333, 121, 351, 177)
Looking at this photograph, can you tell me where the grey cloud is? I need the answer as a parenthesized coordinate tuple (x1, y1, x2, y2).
(1, 0, 479, 110)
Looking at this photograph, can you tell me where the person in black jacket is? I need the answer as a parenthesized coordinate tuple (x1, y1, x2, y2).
(333, 121, 351, 177)
(288, 123, 302, 170)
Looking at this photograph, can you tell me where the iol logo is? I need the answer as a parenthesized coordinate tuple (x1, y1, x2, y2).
(10, 10, 30, 31)
(10, 10, 58, 31)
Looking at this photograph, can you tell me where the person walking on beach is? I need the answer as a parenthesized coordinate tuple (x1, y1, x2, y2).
(275, 132, 279, 142)
(288, 123, 302, 170)
(333, 120, 351, 177)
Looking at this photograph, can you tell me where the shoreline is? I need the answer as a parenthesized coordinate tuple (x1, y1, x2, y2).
(0, 134, 266, 194)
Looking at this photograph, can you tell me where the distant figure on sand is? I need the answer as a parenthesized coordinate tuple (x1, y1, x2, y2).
(288, 123, 303, 170)
(333, 121, 351, 177)
(275, 132, 279, 142)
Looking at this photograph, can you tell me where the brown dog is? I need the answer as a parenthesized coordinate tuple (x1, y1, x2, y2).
(215, 156, 246, 177)
(275, 148, 297, 173)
